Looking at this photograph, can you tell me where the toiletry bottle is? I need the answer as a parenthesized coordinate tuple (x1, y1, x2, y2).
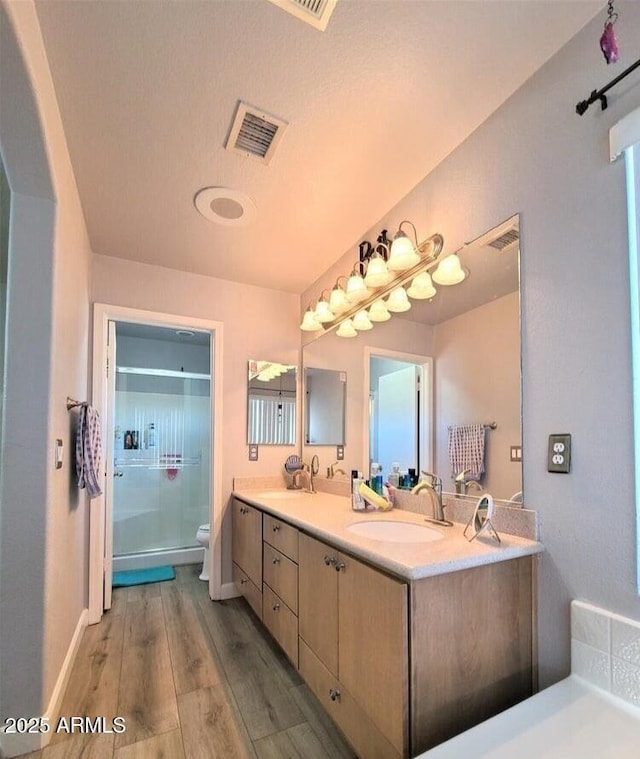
(351, 470, 366, 511)
(388, 462, 400, 487)
(370, 463, 383, 495)
(408, 467, 417, 487)
(148, 422, 155, 447)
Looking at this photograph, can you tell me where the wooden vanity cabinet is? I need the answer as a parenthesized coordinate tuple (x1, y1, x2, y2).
(231, 498, 262, 618)
(298, 532, 408, 758)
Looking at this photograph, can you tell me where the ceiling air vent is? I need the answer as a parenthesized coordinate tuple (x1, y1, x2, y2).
(266, 0, 338, 31)
(473, 216, 520, 253)
(487, 228, 519, 251)
(225, 101, 288, 165)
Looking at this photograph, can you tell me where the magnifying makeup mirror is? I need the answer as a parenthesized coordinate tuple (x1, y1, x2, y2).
(463, 494, 501, 543)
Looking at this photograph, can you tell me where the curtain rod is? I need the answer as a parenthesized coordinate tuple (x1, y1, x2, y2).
(576, 57, 640, 116)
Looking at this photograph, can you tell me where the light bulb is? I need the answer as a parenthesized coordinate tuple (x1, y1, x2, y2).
(314, 298, 335, 323)
(407, 271, 436, 299)
(432, 253, 466, 285)
(346, 270, 368, 302)
(329, 284, 349, 315)
(364, 254, 392, 288)
(388, 231, 420, 271)
(336, 318, 357, 338)
(386, 286, 411, 313)
(352, 309, 373, 331)
(300, 307, 321, 331)
(368, 299, 391, 322)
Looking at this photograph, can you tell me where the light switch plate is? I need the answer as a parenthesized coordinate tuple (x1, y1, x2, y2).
(548, 434, 571, 473)
(510, 445, 522, 462)
(336, 445, 344, 460)
(55, 438, 63, 469)
(248, 444, 258, 461)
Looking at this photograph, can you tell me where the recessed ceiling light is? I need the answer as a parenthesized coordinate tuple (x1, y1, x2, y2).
(194, 187, 257, 227)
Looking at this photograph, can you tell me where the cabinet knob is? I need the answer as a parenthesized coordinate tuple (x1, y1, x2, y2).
(239, 506, 248, 514)
(272, 556, 280, 565)
(323, 555, 337, 567)
(272, 602, 280, 612)
(272, 524, 280, 532)
(334, 561, 346, 572)
(239, 578, 247, 585)
(329, 688, 341, 702)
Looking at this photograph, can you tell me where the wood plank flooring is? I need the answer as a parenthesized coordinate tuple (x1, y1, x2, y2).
(18, 565, 355, 759)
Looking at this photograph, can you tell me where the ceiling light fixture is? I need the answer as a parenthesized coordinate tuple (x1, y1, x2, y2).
(300, 225, 466, 338)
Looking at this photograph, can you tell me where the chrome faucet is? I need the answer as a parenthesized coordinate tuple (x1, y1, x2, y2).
(455, 469, 482, 495)
(293, 465, 316, 493)
(411, 471, 451, 526)
(327, 461, 346, 479)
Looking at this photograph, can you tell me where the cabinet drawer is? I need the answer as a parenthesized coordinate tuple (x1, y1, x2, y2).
(263, 543, 298, 614)
(263, 584, 298, 667)
(232, 562, 262, 621)
(263, 514, 298, 562)
(299, 639, 401, 759)
(232, 499, 262, 588)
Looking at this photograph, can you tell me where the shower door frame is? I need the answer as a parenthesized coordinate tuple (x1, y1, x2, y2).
(89, 303, 224, 624)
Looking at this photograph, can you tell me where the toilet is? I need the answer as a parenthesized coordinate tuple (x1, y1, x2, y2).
(195, 524, 210, 581)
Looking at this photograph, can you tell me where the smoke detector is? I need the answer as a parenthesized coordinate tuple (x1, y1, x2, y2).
(266, 0, 338, 31)
(225, 101, 288, 165)
(194, 187, 257, 227)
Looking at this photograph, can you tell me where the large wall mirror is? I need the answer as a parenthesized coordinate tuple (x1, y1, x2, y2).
(302, 215, 522, 502)
(304, 367, 346, 445)
(247, 360, 297, 445)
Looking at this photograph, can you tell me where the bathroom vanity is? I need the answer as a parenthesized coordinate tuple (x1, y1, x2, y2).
(231, 488, 543, 758)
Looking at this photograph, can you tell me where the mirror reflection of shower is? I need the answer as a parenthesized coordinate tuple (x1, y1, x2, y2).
(112, 323, 211, 572)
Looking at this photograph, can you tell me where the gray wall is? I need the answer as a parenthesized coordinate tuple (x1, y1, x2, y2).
(303, 5, 640, 686)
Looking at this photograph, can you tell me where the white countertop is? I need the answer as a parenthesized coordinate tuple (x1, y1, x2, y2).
(233, 488, 543, 581)
(415, 675, 640, 758)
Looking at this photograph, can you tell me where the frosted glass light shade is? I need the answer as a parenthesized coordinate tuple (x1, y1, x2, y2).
(407, 271, 436, 300)
(369, 299, 391, 322)
(346, 271, 368, 302)
(300, 307, 321, 331)
(386, 286, 411, 313)
(388, 232, 420, 271)
(336, 318, 357, 338)
(432, 253, 466, 285)
(352, 309, 373, 331)
(314, 298, 335, 323)
(329, 285, 349, 315)
(364, 254, 392, 288)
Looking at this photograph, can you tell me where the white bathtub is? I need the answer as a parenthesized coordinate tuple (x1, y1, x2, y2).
(416, 675, 640, 758)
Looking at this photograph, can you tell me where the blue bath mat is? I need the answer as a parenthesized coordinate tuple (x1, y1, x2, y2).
(112, 565, 175, 588)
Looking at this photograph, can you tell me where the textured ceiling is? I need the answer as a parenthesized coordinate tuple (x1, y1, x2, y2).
(34, 0, 601, 294)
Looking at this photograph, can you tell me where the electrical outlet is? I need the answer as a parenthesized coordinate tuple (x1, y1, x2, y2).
(248, 444, 259, 461)
(336, 445, 344, 460)
(547, 434, 571, 473)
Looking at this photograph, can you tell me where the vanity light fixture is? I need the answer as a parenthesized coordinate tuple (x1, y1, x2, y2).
(300, 229, 450, 338)
(388, 220, 421, 271)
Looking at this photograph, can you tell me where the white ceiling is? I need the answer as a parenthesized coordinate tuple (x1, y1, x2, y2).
(34, 0, 601, 294)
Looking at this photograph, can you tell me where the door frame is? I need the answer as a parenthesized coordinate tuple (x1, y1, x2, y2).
(89, 303, 224, 624)
(363, 346, 434, 478)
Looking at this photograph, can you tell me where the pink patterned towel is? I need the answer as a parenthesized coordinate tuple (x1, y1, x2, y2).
(448, 424, 486, 481)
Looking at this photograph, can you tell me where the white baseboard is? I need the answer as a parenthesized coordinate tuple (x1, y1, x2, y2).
(220, 581, 240, 600)
(0, 609, 88, 757)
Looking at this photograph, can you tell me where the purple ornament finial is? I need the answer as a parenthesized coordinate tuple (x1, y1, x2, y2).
(600, 21, 619, 64)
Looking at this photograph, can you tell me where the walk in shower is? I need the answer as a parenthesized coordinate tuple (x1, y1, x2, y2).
(112, 323, 211, 571)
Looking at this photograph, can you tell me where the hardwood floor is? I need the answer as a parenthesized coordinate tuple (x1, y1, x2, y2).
(18, 566, 355, 759)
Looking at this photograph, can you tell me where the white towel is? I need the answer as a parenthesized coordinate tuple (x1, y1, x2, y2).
(76, 405, 103, 498)
(448, 424, 486, 481)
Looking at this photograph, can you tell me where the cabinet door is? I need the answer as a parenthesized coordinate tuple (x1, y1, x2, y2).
(298, 533, 339, 677)
(338, 552, 408, 756)
(231, 498, 262, 588)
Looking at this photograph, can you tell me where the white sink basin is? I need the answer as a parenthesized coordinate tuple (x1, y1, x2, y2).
(347, 520, 444, 543)
(254, 490, 309, 500)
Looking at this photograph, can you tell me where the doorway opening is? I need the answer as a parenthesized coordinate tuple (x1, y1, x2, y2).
(90, 304, 223, 623)
(365, 348, 433, 482)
